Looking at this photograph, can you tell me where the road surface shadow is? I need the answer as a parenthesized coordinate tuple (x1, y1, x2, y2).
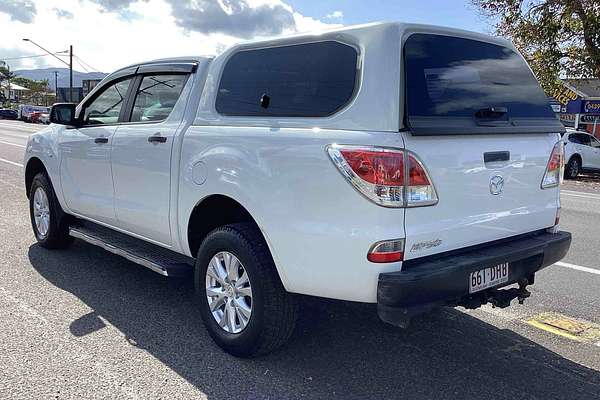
(29, 242, 600, 400)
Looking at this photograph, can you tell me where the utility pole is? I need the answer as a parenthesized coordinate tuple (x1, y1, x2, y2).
(22, 38, 73, 102)
(54, 71, 58, 102)
(69, 45, 73, 102)
(6, 63, 10, 104)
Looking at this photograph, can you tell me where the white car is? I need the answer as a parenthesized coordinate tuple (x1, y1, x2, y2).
(24, 22, 571, 357)
(38, 112, 50, 124)
(562, 129, 600, 179)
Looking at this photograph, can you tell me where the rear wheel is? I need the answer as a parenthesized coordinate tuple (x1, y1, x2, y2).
(565, 157, 581, 179)
(29, 173, 73, 249)
(195, 223, 298, 357)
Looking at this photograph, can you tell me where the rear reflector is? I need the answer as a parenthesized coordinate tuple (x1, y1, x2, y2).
(327, 145, 438, 207)
(541, 141, 564, 189)
(367, 239, 405, 263)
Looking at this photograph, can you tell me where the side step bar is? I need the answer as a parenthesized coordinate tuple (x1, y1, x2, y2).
(69, 222, 194, 277)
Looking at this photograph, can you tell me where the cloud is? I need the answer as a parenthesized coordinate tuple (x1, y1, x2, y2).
(0, 48, 56, 70)
(326, 10, 343, 19)
(165, 0, 296, 38)
(53, 7, 74, 19)
(0, 0, 37, 23)
(88, 0, 141, 12)
(0, 0, 337, 72)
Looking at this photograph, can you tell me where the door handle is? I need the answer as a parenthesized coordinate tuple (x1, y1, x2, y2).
(148, 134, 167, 144)
(94, 137, 108, 144)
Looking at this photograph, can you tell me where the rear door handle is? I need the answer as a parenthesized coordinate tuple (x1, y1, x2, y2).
(484, 151, 510, 163)
(148, 134, 167, 144)
(94, 137, 108, 144)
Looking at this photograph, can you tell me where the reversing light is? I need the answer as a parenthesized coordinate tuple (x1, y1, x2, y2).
(541, 141, 564, 189)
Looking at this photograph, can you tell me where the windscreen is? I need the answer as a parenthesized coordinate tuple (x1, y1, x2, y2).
(404, 33, 562, 135)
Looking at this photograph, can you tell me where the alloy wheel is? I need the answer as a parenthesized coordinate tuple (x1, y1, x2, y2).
(205, 251, 253, 333)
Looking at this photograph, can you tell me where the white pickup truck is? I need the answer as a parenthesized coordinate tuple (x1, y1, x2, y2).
(25, 22, 571, 357)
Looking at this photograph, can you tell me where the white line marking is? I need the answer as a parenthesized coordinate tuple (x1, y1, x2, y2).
(0, 157, 23, 168)
(0, 140, 25, 148)
(562, 190, 600, 198)
(562, 193, 600, 201)
(556, 261, 600, 276)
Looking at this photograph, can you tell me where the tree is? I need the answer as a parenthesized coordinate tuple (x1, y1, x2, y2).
(473, 0, 600, 93)
(11, 76, 53, 106)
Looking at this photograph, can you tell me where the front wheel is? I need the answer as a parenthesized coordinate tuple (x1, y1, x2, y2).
(29, 173, 73, 249)
(565, 157, 581, 179)
(195, 223, 298, 357)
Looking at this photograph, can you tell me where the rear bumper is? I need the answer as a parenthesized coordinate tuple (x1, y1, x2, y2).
(377, 231, 571, 326)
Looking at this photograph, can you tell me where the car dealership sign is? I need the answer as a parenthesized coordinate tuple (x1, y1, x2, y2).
(583, 100, 600, 114)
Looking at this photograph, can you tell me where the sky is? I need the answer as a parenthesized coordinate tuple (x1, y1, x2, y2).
(0, 0, 492, 73)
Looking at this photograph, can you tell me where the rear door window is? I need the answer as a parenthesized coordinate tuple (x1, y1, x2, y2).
(129, 74, 188, 122)
(577, 133, 592, 146)
(404, 34, 562, 135)
(568, 134, 582, 144)
(216, 41, 358, 117)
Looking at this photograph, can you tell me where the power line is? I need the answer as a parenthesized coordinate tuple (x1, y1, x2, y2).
(73, 56, 90, 73)
(73, 55, 102, 73)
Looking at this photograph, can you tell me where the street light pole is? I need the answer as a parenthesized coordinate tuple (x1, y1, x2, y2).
(22, 38, 73, 102)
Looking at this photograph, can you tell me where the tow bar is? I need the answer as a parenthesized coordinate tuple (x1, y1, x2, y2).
(459, 277, 532, 310)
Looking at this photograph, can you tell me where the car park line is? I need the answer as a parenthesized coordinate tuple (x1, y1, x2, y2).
(555, 261, 600, 275)
(0, 157, 23, 168)
(0, 140, 26, 148)
(561, 190, 600, 200)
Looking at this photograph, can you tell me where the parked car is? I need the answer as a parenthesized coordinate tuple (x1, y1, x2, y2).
(0, 108, 18, 120)
(29, 111, 42, 124)
(18, 104, 50, 122)
(562, 129, 600, 179)
(39, 112, 50, 124)
(24, 22, 571, 357)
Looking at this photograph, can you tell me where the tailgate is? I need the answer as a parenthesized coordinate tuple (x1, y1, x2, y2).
(400, 31, 562, 259)
(402, 133, 559, 259)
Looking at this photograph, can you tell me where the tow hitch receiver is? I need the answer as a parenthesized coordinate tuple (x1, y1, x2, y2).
(459, 278, 532, 309)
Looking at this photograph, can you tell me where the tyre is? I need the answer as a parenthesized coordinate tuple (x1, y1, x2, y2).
(195, 223, 298, 357)
(29, 173, 73, 249)
(565, 157, 581, 179)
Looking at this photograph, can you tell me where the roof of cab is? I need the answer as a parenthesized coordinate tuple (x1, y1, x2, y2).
(215, 21, 513, 57)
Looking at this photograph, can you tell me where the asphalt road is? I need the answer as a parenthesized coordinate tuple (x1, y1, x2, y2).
(0, 119, 599, 399)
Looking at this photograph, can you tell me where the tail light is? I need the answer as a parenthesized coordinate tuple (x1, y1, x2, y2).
(541, 141, 564, 189)
(367, 239, 405, 263)
(326, 145, 438, 207)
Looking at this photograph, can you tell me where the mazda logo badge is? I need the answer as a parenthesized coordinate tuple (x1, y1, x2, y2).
(489, 175, 504, 195)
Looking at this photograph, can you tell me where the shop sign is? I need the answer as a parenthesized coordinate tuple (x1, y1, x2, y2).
(553, 85, 579, 105)
(583, 100, 600, 114)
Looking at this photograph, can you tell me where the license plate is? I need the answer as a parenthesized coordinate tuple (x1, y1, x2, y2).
(469, 263, 509, 293)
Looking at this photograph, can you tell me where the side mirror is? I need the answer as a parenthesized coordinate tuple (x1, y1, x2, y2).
(49, 103, 78, 125)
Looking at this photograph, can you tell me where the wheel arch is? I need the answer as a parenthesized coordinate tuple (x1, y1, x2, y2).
(187, 194, 264, 256)
(25, 157, 48, 198)
(186, 194, 290, 289)
(568, 153, 582, 164)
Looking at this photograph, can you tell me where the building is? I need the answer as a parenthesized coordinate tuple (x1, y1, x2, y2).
(82, 79, 101, 98)
(0, 82, 29, 102)
(57, 87, 83, 103)
(553, 79, 600, 137)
